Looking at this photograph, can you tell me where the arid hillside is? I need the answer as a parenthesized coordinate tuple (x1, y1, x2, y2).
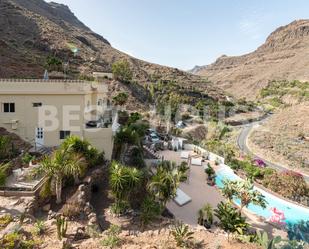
(192, 20, 309, 100)
(0, 0, 223, 100)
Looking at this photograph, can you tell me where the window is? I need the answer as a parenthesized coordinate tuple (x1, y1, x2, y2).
(59, 130, 70, 139)
(33, 102, 42, 107)
(97, 99, 103, 106)
(3, 103, 15, 113)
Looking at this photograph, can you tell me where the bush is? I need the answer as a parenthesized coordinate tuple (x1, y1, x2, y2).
(112, 60, 132, 83)
(0, 163, 11, 186)
(262, 170, 308, 202)
(101, 224, 121, 248)
(140, 196, 161, 227)
(61, 136, 103, 167)
(214, 202, 248, 236)
(22, 153, 36, 165)
(197, 203, 213, 228)
(0, 232, 38, 249)
(0, 214, 13, 229)
(33, 220, 46, 236)
(287, 220, 309, 244)
(62, 202, 83, 219)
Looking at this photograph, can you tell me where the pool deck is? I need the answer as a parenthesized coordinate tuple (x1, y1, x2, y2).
(158, 150, 224, 225)
(157, 149, 287, 239)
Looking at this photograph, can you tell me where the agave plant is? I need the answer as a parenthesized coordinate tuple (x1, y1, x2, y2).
(171, 222, 194, 248)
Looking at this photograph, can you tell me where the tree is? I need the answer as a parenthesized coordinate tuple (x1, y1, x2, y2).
(147, 161, 188, 210)
(45, 55, 63, 72)
(112, 92, 128, 108)
(112, 60, 133, 83)
(36, 148, 86, 204)
(60, 135, 103, 167)
(109, 161, 143, 214)
(221, 179, 267, 213)
(221, 179, 238, 202)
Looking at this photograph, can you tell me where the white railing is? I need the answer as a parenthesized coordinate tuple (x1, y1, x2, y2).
(0, 79, 91, 83)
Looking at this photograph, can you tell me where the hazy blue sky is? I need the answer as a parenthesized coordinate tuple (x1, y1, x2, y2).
(49, 0, 309, 70)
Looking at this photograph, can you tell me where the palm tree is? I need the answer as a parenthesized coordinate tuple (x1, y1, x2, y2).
(109, 161, 143, 213)
(37, 148, 86, 204)
(147, 161, 189, 210)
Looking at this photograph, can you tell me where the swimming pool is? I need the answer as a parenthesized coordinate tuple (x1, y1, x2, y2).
(215, 165, 309, 224)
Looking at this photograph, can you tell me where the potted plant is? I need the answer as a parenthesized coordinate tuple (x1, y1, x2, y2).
(205, 163, 216, 186)
(197, 204, 213, 229)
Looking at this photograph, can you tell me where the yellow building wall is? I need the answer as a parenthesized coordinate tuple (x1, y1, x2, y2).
(0, 81, 113, 160)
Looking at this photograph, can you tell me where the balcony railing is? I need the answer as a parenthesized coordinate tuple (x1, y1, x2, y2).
(0, 79, 91, 83)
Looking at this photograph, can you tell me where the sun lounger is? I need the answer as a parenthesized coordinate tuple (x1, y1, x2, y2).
(174, 189, 192, 206)
(191, 157, 202, 166)
(180, 151, 189, 159)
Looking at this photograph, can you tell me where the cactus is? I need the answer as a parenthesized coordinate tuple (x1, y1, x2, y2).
(56, 216, 68, 240)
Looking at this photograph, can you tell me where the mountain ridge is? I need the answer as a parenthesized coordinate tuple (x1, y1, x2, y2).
(0, 0, 224, 101)
(191, 19, 309, 99)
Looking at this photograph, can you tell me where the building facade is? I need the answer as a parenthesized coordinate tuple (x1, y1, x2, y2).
(0, 79, 115, 159)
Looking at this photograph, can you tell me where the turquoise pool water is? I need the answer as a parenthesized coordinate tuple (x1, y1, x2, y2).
(215, 166, 309, 224)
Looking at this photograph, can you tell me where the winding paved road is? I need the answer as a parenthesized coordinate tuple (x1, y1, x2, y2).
(236, 115, 309, 182)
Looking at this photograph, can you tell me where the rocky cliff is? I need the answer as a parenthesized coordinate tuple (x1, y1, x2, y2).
(192, 20, 309, 99)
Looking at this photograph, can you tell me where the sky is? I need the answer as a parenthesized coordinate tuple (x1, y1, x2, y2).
(48, 0, 309, 70)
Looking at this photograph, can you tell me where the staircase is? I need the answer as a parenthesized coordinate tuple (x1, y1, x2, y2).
(143, 145, 162, 159)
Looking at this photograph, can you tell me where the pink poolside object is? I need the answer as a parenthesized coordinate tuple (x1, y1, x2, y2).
(268, 207, 286, 225)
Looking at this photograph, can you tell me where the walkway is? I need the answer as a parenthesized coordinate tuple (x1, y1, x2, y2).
(157, 150, 224, 225)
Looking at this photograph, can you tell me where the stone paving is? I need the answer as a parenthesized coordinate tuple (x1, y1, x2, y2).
(157, 150, 224, 226)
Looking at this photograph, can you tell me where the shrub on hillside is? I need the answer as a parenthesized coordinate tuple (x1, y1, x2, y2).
(112, 60, 132, 83)
(262, 170, 308, 202)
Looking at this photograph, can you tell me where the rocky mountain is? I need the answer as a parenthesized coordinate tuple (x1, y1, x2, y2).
(0, 0, 223, 100)
(191, 20, 309, 100)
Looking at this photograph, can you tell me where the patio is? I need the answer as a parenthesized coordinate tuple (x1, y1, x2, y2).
(157, 149, 224, 225)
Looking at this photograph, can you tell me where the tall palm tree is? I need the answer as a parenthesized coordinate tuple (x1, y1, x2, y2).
(37, 148, 86, 204)
(109, 161, 143, 213)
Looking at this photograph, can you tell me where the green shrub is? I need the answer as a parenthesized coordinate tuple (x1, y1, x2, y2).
(140, 196, 161, 227)
(33, 220, 46, 236)
(61, 136, 103, 167)
(262, 170, 308, 202)
(171, 222, 194, 248)
(214, 202, 248, 236)
(0, 232, 38, 249)
(197, 203, 213, 228)
(21, 153, 36, 165)
(0, 163, 10, 186)
(0, 214, 13, 229)
(101, 224, 121, 248)
(112, 60, 132, 83)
